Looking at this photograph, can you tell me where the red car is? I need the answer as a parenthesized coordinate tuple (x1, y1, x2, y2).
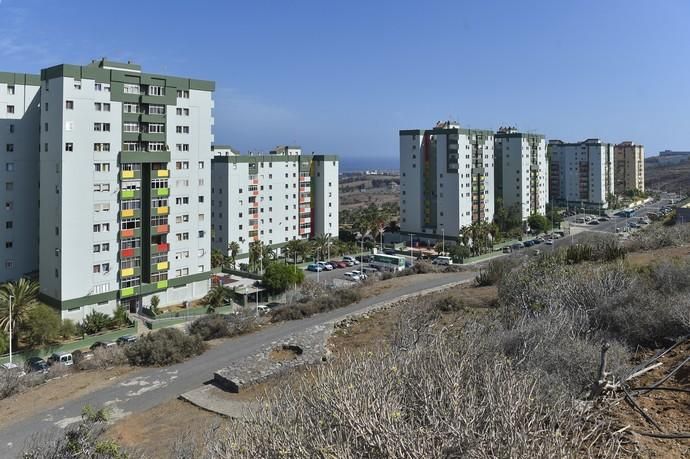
(330, 260, 347, 268)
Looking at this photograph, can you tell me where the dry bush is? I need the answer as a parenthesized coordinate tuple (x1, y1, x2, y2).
(626, 223, 690, 251)
(474, 258, 515, 286)
(189, 310, 259, 341)
(124, 328, 206, 367)
(0, 364, 73, 400)
(78, 346, 128, 371)
(197, 332, 621, 458)
(271, 286, 363, 322)
(647, 258, 690, 293)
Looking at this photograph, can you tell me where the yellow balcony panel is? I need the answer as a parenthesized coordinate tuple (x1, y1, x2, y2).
(121, 267, 134, 277)
(156, 206, 169, 215)
(156, 170, 169, 178)
(121, 170, 135, 179)
(156, 261, 169, 270)
(121, 209, 134, 218)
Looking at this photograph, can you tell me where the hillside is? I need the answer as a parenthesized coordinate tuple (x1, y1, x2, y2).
(645, 158, 690, 192)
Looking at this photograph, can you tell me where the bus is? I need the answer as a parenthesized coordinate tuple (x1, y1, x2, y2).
(370, 253, 406, 272)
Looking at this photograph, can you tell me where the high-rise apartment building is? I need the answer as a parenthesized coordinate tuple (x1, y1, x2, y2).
(37, 59, 214, 321)
(211, 146, 338, 259)
(399, 121, 494, 240)
(548, 139, 615, 207)
(614, 141, 644, 194)
(0, 73, 41, 282)
(494, 127, 548, 220)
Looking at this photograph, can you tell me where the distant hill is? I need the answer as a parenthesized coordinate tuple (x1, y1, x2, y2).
(645, 157, 690, 193)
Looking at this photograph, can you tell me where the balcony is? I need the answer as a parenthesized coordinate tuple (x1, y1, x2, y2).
(249, 201, 259, 208)
(120, 247, 137, 258)
(299, 187, 310, 193)
(154, 206, 169, 216)
(151, 242, 170, 254)
(152, 224, 169, 235)
(252, 236, 259, 242)
(120, 170, 138, 180)
(120, 209, 139, 218)
(120, 287, 135, 298)
(155, 188, 170, 197)
(156, 169, 169, 178)
(120, 189, 140, 200)
(153, 261, 169, 271)
(248, 212, 260, 219)
(156, 280, 168, 289)
(120, 228, 135, 238)
(251, 191, 259, 196)
(120, 267, 137, 277)
(250, 179, 259, 185)
(120, 150, 171, 164)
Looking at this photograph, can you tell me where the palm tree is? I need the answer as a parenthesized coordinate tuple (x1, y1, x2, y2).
(200, 284, 231, 314)
(227, 241, 240, 269)
(312, 233, 333, 260)
(0, 278, 40, 349)
(248, 240, 264, 273)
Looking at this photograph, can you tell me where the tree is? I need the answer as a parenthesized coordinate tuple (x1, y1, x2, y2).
(312, 233, 333, 260)
(0, 278, 40, 349)
(527, 214, 551, 234)
(59, 319, 78, 340)
(112, 304, 130, 327)
(494, 198, 523, 234)
(24, 303, 61, 347)
(449, 244, 471, 263)
(150, 295, 161, 316)
(211, 248, 225, 269)
(249, 241, 267, 272)
(0, 329, 7, 355)
(200, 285, 231, 313)
(262, 263, 305, 294)
(227, 241, 240, 269)
(79, 311, 113, 335)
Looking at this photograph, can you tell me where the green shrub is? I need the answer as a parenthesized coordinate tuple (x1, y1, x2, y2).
(474, 259, 512, 287)
(189, 314, 230, 340)
(79, 311, 113, 335)
(24, 304, 62, 347)
(59, 319, 78, 339)
(271, 287, 363, 322)
(124, 328, 206, 366)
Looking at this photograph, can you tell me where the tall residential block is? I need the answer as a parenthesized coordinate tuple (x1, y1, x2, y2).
(548, 139, 615, 207)
(211, 145, 338, 259)
(399, 121, 494, 240)
(0, 73, 41, 282)
(614, 141, 644, 194)
(494, 127, 548, 220)
(38, 59, 215, 321)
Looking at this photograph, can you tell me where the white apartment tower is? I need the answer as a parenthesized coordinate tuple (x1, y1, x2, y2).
(494, 127, 548, 220)
(0, 73, 41, 282)
(211, 146, 339, 259)
(38, 59, 214, 321)
(400, 121, 495, 240)
(548, 139, 615, 207)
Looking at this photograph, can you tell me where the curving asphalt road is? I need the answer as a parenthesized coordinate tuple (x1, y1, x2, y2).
(0, 271, 474, 455)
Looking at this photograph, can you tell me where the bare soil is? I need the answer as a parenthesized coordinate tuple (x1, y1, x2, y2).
(607, 341, 690, 458)
(0, 366, 136, 429)
(626, 244, 690, 266)
(339, 174, 399, 211)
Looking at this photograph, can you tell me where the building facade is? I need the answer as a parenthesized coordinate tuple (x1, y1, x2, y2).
(0, 73, 41, 282)
(399, 121, 495, 240)
(548, 139, 615, 207)
(614, 141, 644, 194)
(211, 146, 338, 259)
(37, 59, 214, 321)
(494, 127, 547, 220)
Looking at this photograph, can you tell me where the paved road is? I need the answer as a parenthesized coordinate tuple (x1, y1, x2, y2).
(0, 271, 474, 454)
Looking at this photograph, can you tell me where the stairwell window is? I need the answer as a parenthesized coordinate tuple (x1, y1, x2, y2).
(65, 100, 74, 110)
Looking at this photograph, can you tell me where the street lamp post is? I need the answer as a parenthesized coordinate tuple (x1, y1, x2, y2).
(8, 294, 13, 365)
(441, 228, 445, 254)
(410, 234, 414, 266)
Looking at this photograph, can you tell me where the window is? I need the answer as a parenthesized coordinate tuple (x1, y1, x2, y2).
(176, 144, 189, 152)
(198, 161, 205, 169)
(5, 241, 12, 249)
(94, 202, 110, 212)
(7, 85, 14, 95)
(147, 123, 165, 133)
(94, 143, 111, 152)
(94, 163, 110, 172)
(103, 103, 111, 112)
(5, 201, 12, 211)
(5, 182, 13, 191)
(5, 163, 14, 172)
(5, 221, 13, 229)
(94, 102, 102, 111)
(175, 268, 190, 277)
(44, 122, 48, 132)
(123, 103, 139, 114)
(65, 143, 73, 152)
(123, 84, 140, 94)
(8, 124, 14, 133)
(123, 142, 139, 152)
(198, 230, 205, 238)
(176, 232, 189, 241)
(148, 85, 164, 96)
(146, 142, 166, 152)
(65, 121, 73, 131)
(65, 100, 74, 110)
(123, 122, 139, 133)
(7, 105, 14, 114)
(6, 144, 13, 152)
(198, 196, 204, 203)
(175, 215, 190, 223)
(175, 161, 189, 170)
(94, 122, 110, 132)
(73, 80, 81, 89)
(148, 105, 165, 115)
(175, 197, 189, 205)
(175, 126, 190, 134)
(94, 83, 102, 91)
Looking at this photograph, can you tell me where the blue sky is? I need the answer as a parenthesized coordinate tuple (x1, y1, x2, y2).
(1, 0, 689, 169)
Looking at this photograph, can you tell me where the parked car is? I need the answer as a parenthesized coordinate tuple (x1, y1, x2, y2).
(257, 305, 269, 315)
(344, 271, 361, 281)
(342, 256, 360, 265)
(587, 220, 600, 225)
(575, 217, 586, 223)
(544, 239, 554, 245)
(1, 362, 26, 377)
(598, 216, 609, 221)
(306, 263, 323, 272)
(431, 256, 453, 265)
(523, 240, 535, 247)
(329, 260, 347, 269)
(116, 335, 138, 346)
(502, 246, 512, 253)
(48, 352, 73, 366)
(26, 357, 49, 373)
(351, 270, 367, 280)
(90, 340, 117, 351)
(511, 243, 524, 250)
(404, 260, 412, 268)
(383, 248, 396, 255)
(316, 261, 334, 271)
(72, 350, 94, 364)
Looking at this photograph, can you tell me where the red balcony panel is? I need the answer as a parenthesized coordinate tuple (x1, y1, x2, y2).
(121, 248, 135, 258)
(121, 229, 134, 238)
(157, 224, 169, 233)
(252, 191, 259, 196)
(158, 243, 170, 252)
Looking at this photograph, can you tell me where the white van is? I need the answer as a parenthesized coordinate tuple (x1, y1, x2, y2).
(431, 256, 453, 266)
(49, 352, 73, 366)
